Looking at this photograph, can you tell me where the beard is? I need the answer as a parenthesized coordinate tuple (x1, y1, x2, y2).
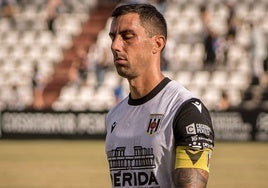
(115, 63, 137, 80)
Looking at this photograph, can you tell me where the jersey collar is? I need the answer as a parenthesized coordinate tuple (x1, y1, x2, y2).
(128, 77, 171, 106)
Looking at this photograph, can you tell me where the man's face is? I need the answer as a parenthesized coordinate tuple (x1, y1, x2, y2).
(109, 13, 154, 79)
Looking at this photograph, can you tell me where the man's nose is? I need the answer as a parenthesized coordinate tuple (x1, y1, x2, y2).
(111, 36, 123, 52)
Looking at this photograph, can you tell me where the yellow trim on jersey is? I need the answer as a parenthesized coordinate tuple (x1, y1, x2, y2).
(175, 146, 212, 172)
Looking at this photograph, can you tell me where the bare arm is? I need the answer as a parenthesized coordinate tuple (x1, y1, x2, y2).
(174, 168, 209, 188)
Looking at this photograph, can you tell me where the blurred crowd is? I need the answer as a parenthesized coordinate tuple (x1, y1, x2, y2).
(0, 0, 267, 111)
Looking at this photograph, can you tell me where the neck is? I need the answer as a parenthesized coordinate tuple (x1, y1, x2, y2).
(128, 72, 165, 99)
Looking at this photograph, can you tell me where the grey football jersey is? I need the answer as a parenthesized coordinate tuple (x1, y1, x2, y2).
(105, 78, 211, 188)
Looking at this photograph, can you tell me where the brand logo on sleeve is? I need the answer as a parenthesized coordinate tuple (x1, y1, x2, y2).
(192, 101, 202, 113)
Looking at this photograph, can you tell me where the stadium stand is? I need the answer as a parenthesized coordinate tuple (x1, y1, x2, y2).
(0, 0, 267, 111)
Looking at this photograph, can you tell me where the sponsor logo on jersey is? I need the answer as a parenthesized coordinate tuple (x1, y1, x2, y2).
(146, 114, 164, 135)
(186, 123, 212, 136)
(107, 146, 156, 171)
(186, 123, 214, 149)
(186, 123, 196, 134)
(110, 171, 159, 187)
(107, 146, 159, 187)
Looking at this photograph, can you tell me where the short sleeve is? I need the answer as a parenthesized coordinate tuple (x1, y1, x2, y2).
(173, 98, 214, 150)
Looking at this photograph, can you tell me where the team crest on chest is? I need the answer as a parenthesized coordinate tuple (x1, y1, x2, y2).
(146, 114, 164, 135)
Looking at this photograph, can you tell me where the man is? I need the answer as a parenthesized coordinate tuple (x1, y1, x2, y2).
(105, 3, 214, 188)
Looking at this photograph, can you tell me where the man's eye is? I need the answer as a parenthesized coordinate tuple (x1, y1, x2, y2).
(123, 34, 134, 40)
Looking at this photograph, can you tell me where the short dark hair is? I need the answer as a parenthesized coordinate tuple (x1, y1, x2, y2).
(111, 3, 167, 39)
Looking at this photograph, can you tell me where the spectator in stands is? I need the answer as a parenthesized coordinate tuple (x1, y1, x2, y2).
(260, 50, 268, 87)
(32, 64, 48, 109)
(68, 47, 89, 87)
(249, 22, 266, 85)
(76, 47, 89, 86)
(0, 0, 17, 26)
(156, 0, 167, 13)
(119, 0, 167, 13)
(200, 5, 219, 71)
(68, 47, 90, 87)
(45, 0, 62, 34)
(8, 84, 23, 110)
(200, 5, 211, 31)
(68, 60, 80, 86)
(119, 0, 149, 4)
(217, 29, 235, 68)
(226, 1, 237, 38)
(264, 54, 268, 73)
(160, 53, 169, 70)
(203, 29, 218, 71)
(217, 90, 230, 111)
(15, 0, 27, 9)
(87, 44, 110, 89)
(95, 47, 110, 88)
(113, 78, 124, 104)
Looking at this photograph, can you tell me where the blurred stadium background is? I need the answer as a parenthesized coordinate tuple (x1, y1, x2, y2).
(0, 0, 268, 187)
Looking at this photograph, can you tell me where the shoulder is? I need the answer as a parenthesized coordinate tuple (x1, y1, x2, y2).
(174, 98, 212, 125)
(173, 98, 214, 149)
(106, 97, 129, 121)
(162, 80, 196, 105)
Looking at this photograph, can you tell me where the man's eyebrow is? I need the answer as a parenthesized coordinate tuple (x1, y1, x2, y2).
(120, 30, 135, 35)
(109, 29, 135, 37)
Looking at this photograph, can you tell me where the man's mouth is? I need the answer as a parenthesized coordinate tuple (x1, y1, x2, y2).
(114, 56, 127, 64)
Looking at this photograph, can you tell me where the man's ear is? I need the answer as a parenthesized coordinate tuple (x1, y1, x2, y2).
(152, 35, 166, 54)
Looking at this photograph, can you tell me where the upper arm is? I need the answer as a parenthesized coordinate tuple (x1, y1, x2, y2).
(173, 99, 214, 187)
(173, 99, 214, 149)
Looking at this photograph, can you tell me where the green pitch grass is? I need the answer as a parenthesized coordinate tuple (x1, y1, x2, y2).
(0, 140, 267, 188)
